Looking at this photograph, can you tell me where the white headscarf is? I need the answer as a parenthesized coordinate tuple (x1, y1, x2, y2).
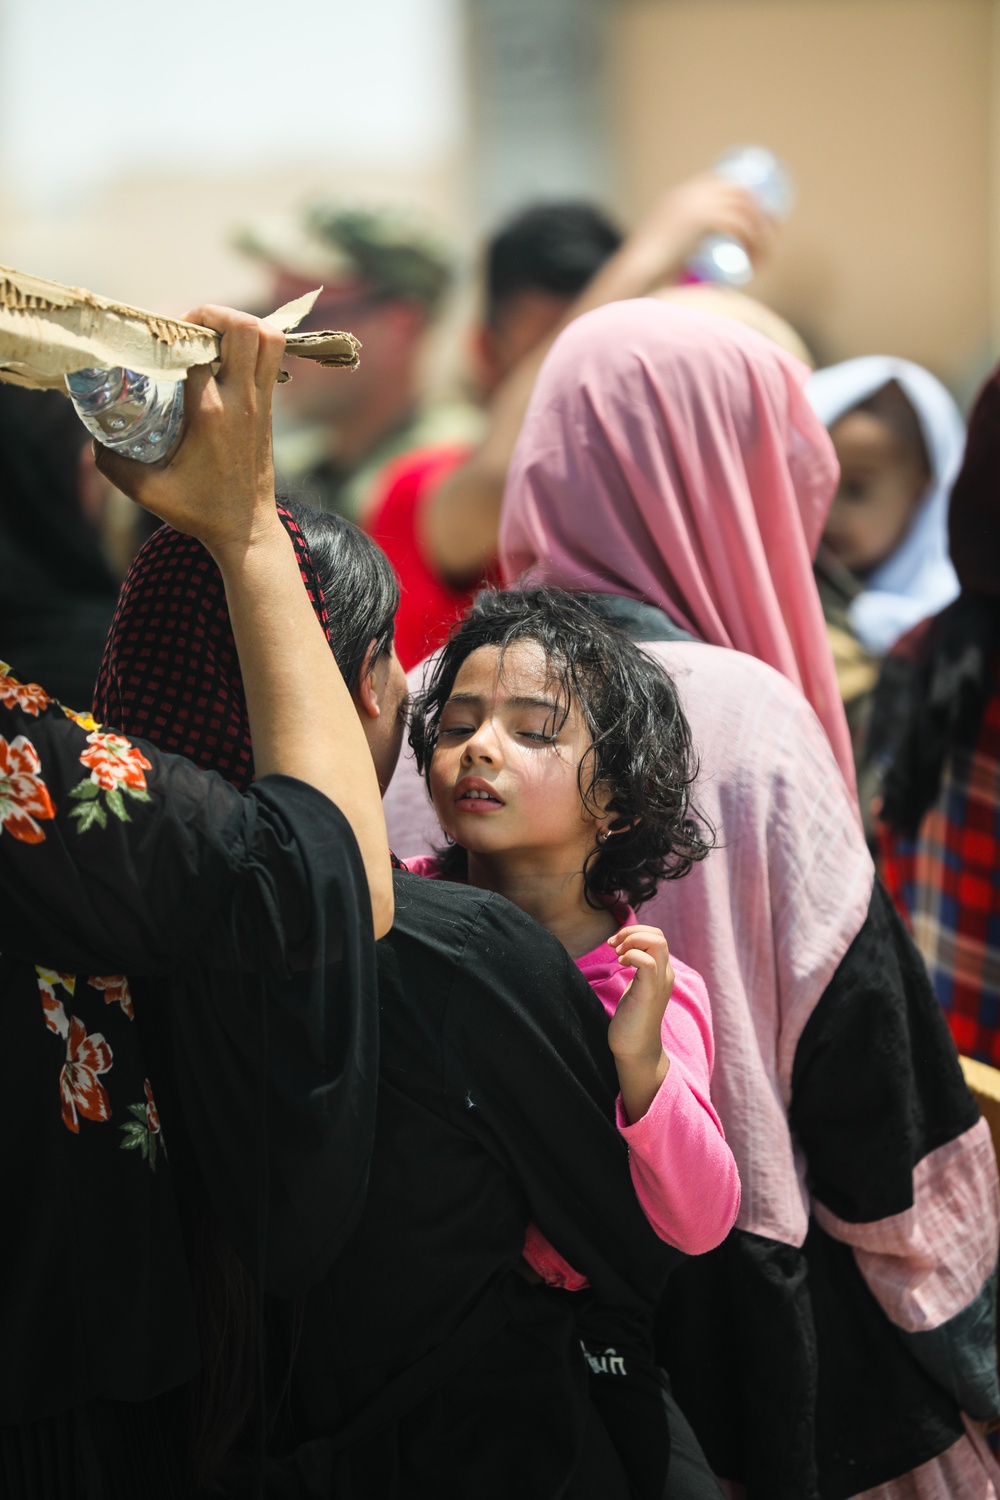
(806, 356, 964, 654)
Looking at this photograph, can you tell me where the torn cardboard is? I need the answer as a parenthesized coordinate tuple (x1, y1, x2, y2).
(0, 265, 360, 392)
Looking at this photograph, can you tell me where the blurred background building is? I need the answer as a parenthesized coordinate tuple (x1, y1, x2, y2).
(1, 0, 999, 397)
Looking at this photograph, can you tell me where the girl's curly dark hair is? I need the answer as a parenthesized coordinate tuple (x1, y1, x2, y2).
(408, 588, 712, 909)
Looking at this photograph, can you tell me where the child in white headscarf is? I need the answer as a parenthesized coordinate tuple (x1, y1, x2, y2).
(807, 358, 965, 823)
(807, 356, 965, 656)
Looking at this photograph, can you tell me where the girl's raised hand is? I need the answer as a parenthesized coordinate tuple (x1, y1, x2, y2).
(606, 925, 674, 1123)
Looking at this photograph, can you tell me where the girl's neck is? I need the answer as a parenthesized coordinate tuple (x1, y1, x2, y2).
(465, 849, 617, 959)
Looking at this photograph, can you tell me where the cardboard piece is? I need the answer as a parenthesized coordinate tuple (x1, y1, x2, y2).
(0, 265, 360, 392)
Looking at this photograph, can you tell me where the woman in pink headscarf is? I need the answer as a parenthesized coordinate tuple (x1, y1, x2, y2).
(501, 296, 856, 794)
(381, 300, 1000, 1500)
(499, 301, 999, 1500)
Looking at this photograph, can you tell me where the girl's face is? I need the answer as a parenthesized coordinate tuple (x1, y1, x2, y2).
(429, 640, 604, 869)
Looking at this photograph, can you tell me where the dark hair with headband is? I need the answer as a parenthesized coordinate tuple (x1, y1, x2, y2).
(94, 503, 398, 782)
(285, 502, 399, 691)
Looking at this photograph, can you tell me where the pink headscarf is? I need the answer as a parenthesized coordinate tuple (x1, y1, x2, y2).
(500, 299, 856, 794)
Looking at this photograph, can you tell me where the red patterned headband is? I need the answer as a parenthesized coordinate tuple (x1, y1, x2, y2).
(93, 505, 330, 789)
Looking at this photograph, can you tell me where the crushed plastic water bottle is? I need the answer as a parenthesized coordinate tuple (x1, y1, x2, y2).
(64, 366, 185, 464)
(687, 146, 794, 288)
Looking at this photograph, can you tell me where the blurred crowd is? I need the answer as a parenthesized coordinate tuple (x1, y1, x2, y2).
(3, 155, 1000, 1500)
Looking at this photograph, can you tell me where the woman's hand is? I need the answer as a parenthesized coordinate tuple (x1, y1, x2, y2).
(92, 305, 286, 563)
(641, 172, 777, 273)
(607, 924, 674, 1124)
(577, 174, 777, 316)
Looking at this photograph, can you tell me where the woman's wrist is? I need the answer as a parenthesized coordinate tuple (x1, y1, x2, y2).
(207, 503, 288, 574)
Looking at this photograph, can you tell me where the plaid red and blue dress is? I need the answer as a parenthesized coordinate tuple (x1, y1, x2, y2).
(879, 657, 1000, 1066)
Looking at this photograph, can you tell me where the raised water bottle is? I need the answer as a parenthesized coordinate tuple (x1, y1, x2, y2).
(64, 366, 185, 464)
(687, 146, 794, 288)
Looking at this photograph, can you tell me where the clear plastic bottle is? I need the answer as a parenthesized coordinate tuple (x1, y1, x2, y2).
(64, 366, 185, 464)
(686, 146, 794, 288)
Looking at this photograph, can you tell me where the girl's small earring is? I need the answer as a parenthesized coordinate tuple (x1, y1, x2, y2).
(597, 829, 610, 844)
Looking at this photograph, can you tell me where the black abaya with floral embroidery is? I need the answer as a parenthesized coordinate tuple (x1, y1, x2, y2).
(0, 663, 377, 1495)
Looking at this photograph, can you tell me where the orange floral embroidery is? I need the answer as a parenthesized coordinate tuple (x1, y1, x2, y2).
(144, 1079, 161, 1135)
(87, 973, 134, 1021)
(79, 732, 151, 793)
(71, 732, 152, 833)
(60, 1016, 112, 1134)
(36, 968, 74, 1038)
(0, 735, 56, 844)
(0, 670, 51, 717)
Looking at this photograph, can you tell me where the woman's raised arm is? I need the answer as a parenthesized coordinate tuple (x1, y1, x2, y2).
(94, 306, 393, 937)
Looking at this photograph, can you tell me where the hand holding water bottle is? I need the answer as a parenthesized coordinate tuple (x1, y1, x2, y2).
(686, 147, 794, 287)
(90, 306, 286, 557)
(585, 166, 779, 307)
(649, 171, 777, 273)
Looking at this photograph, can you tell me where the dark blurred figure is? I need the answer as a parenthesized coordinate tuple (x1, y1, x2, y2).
(237, 202, 480, 522)
(0, 385, 119, 707)
(870, 362, 1000, 1066)
(807, 359, 965, 828)
(474, 202, 623, 397)
(365, 174, 772, 669)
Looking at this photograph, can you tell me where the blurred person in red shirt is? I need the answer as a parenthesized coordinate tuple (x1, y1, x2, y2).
(0, 384, 121, 708)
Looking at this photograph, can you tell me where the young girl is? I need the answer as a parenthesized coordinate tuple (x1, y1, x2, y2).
(408, 587, 737, 1500)
(407, 587, 740, 1275)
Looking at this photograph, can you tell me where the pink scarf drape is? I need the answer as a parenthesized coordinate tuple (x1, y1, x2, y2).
(499, 299, 857, 795)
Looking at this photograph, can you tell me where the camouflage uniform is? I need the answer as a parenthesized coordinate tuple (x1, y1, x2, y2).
(237, 203, 482, 520)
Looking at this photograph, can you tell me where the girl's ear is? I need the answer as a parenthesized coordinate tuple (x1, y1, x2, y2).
(356, 639, 381, 721)
(597, 815, 641, 844)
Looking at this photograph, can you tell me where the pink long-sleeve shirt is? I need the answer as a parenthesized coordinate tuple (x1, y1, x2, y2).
(405, 859, 740, 1287)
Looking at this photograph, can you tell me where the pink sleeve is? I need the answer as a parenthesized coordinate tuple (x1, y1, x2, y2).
(617, 958, 741, 1254)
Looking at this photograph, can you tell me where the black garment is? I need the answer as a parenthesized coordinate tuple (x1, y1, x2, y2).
(566, 1378, 724, 1500)
(270, 869, 679, 1499)
(655, 1389, 727, 1500)
(566, 1286, 727, 1500)
(869, 595, 1000, 836)
(0, 1389, 189, 1500)
(0, 675, 376, 1493)
(576, 593, 695, 646)
(571, 1322, 724, 1500)
(130, 772, 378, 1299)
(656, 882, 989, 1500)
(0, 386, 120, 707)
(813, 544, 881, 831)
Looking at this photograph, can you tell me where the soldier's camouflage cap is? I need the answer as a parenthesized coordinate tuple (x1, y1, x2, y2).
(236, 201, 455, 316)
